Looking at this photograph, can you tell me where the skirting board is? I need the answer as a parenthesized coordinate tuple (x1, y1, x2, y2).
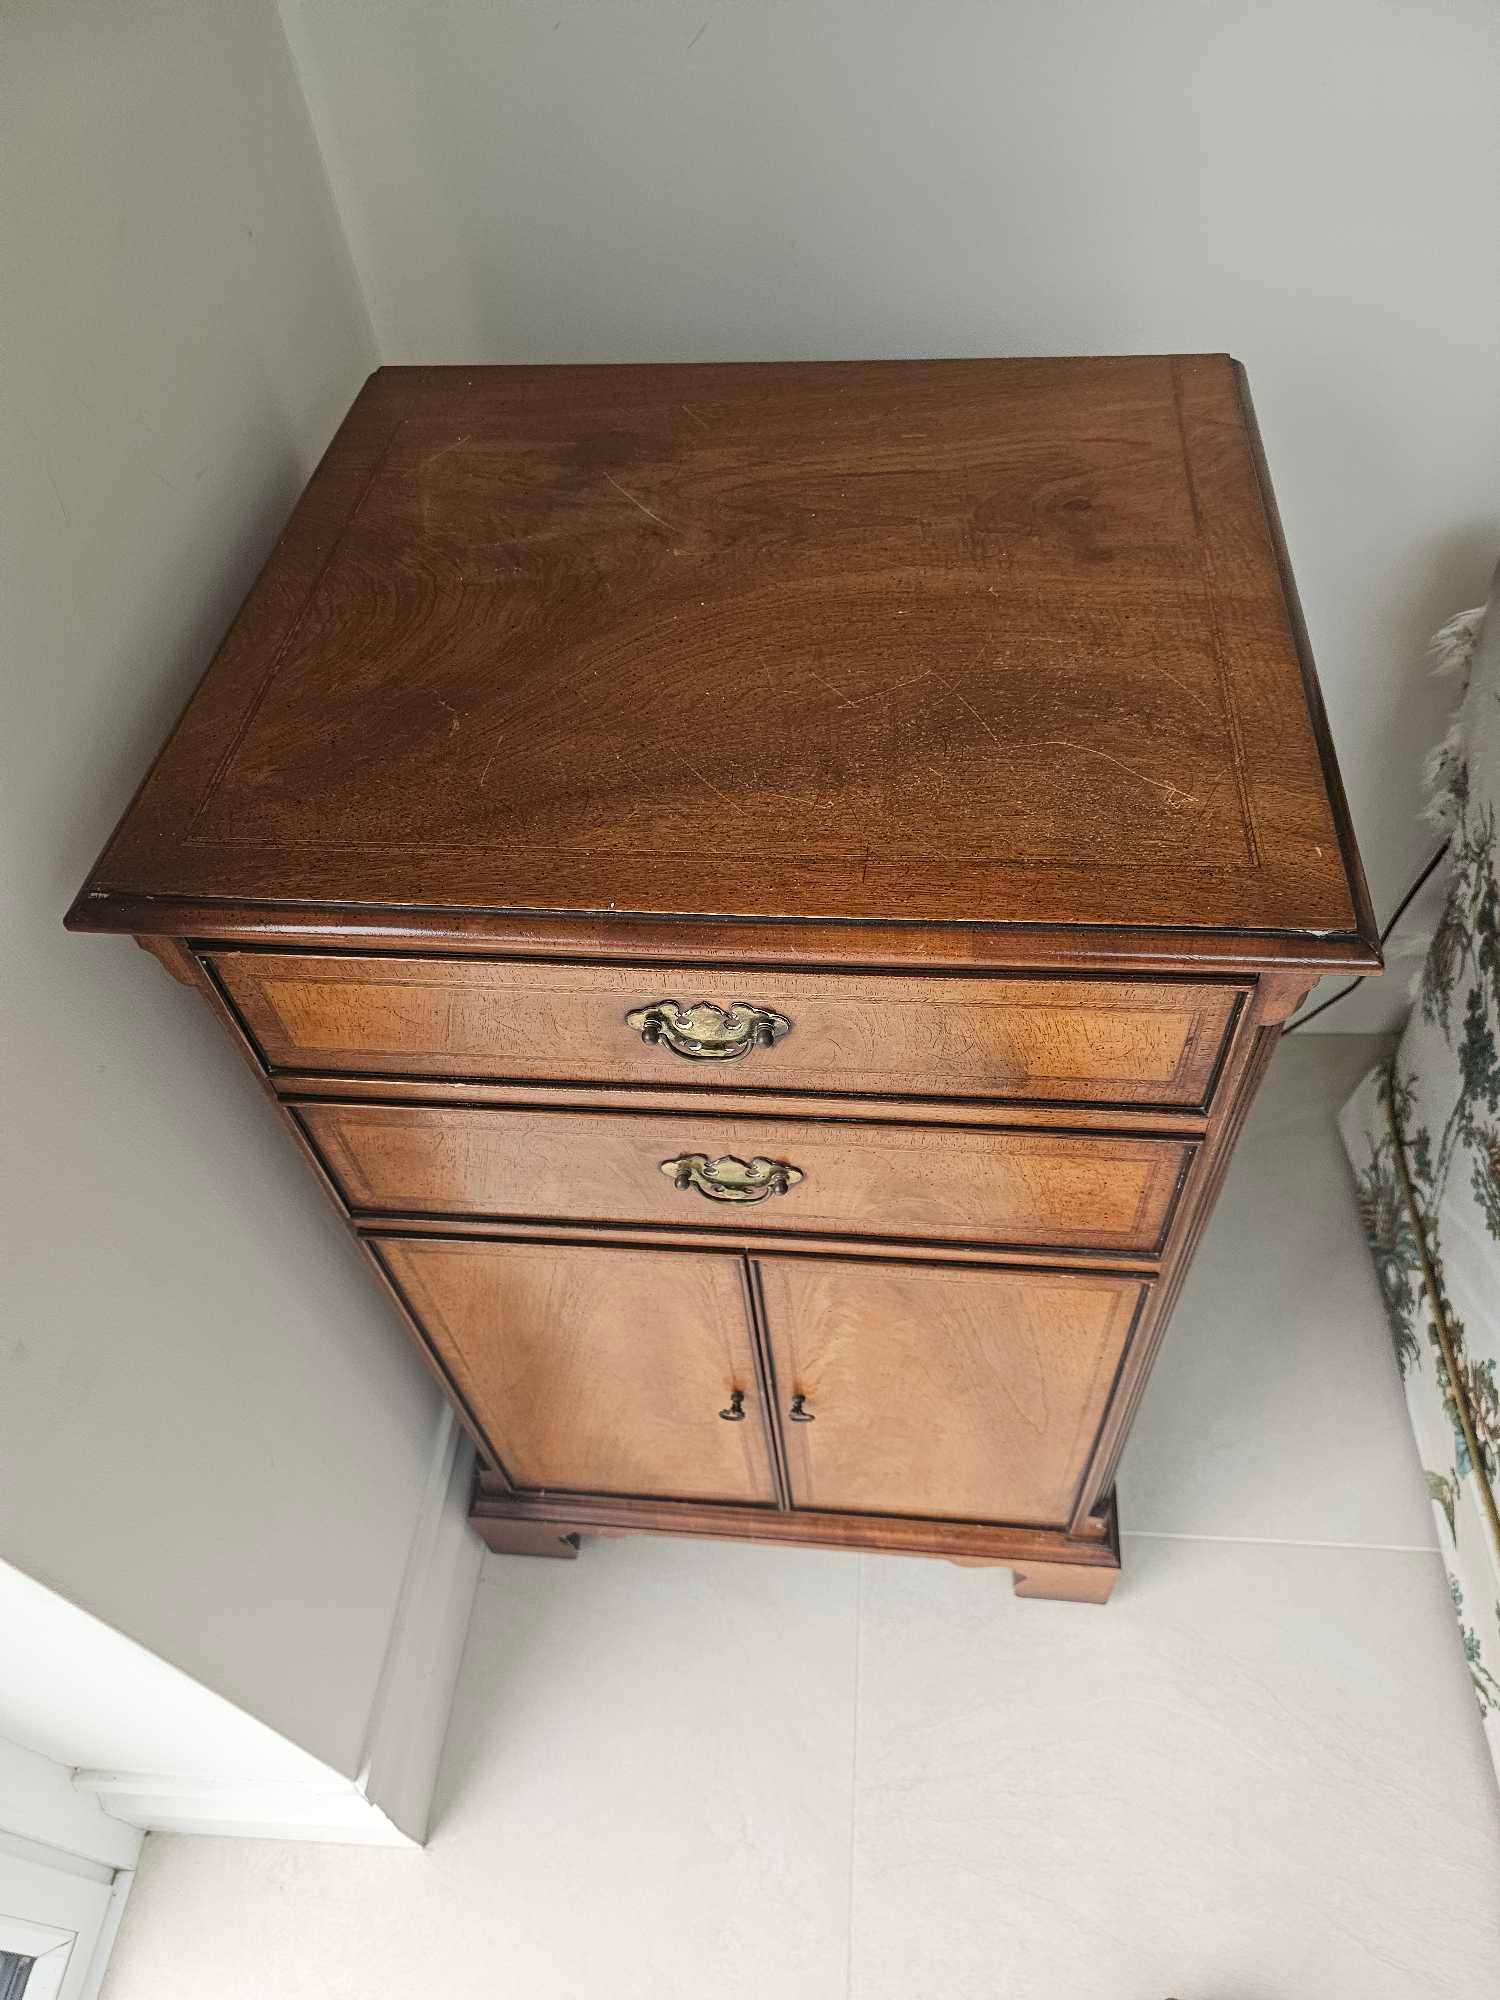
(357, 1401, 486, 1842)
(74, 1408, 483, 1848)
(70, 1772, 423, 1847)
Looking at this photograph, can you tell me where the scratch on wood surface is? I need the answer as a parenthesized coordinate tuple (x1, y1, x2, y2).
(680, 404, 711, 432)
(421, 434, 470, 477)
(1152, 664, 1217, 716)
(479, 737, 504, 787)
(830, 667, 939, 710)
(868, 668, 938, 705)
(684, 761, 732, 805)
(807, 668, 857, 710)
(936, 676, 1003, 749)
(686, 20, 709, 52)
(1034, 740, 1199, 808)
(436, 696, 465, 735)
(605, 473, 672, 528)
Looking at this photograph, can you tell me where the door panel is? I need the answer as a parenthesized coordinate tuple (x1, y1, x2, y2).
(759, 1258, 1145, 1526)
(376, 1237, 776, 1504)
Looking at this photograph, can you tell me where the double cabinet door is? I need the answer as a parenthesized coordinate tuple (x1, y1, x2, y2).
(374, 1236, 1146, 1533)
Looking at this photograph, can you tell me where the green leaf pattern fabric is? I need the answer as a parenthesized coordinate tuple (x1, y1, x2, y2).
(1342, 577, 1500, 1778)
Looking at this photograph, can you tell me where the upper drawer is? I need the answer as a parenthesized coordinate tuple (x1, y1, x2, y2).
(211, 952, 1241, 1111)
(296, 1102, 1192, 1256)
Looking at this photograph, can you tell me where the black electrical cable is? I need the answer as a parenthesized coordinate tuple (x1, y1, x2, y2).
(1282, 839, 1452, 1034)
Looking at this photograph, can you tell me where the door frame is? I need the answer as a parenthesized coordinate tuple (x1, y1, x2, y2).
(0, 1843, 133, 2000)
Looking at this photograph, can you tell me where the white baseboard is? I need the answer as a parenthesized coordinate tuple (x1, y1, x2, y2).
(73, 1409, 483, 1848)
(356, 1403, 485, 1842)
(71, 1770, 418, 1846)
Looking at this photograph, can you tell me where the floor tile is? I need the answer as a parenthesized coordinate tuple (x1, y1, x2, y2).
(103, 1536, 860, 2000)
(850, 1534, 1500, 2000)
(429, 1534, 860, 2000)
(1121, 1033, 1436, 1549)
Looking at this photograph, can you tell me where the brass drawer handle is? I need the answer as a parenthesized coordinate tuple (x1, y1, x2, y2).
(626, 1000, 791, 1062)
(661, 1153, 805, 1204)
(788, 1395, 815, 1423)
(718, 1389, 747, 1422)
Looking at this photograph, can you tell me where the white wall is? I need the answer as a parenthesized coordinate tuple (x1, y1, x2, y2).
(280, 0, 1500, 1025)
(0, 1547, 481, 1848)
(0, 1562, 339, 1791)
(0, 0, 444, 1779)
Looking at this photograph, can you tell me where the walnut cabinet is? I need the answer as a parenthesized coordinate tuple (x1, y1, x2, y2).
(68, 357, 1379, 1599)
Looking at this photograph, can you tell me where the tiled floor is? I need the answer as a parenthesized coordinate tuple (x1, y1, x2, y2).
(103, 1038, 1500, 1999)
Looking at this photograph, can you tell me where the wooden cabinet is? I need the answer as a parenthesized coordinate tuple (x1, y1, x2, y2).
(70, 357, 1379, 1600)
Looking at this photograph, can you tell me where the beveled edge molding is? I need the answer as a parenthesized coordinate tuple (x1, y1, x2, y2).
(70, 891, 1383, 977)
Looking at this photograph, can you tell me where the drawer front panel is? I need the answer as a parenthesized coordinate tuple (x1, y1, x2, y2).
(302, 1103, 1192, 1254)
(214, 952, 1240, 1110)
(376, 1236, 778, 1504)
(759, 1257, 1146, 1526)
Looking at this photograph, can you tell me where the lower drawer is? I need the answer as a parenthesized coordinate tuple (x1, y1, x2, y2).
(298, 1101, 1192, 1254)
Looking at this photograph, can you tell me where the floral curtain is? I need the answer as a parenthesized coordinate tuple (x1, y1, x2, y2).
(1341, 571, 1500, 1779)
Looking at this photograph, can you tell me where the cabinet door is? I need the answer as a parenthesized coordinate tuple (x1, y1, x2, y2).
(375, 1238, 777, 1505)
(758, 1258, 1145, 1527)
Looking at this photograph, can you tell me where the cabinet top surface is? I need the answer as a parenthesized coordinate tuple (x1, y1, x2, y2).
(75, 356, 1373, 958)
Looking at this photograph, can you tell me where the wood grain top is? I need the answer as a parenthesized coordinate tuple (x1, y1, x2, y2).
(71, 356, 1375, 961)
